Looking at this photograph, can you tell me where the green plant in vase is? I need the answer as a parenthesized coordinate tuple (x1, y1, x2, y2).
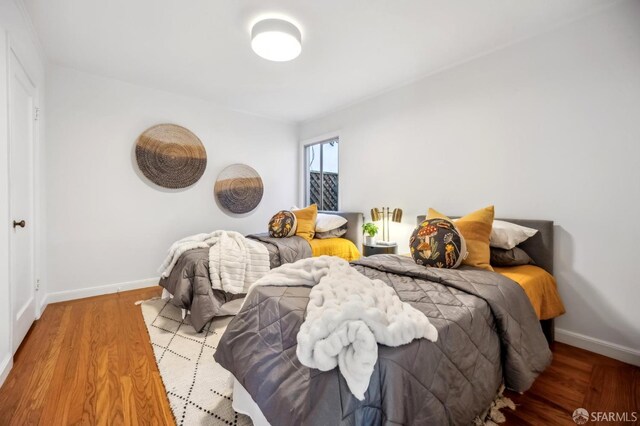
(362, 222, 379, 246)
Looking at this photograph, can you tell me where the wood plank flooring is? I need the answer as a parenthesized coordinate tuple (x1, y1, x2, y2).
(505, 343, 639, 425)
(0, 287, 172, 426)
(0, 286, 638, 425)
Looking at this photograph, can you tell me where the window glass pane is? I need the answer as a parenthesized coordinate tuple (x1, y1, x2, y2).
(307, 145, 320, 207)
(308, 144, 321, 172)
(321, 141, 339, 211)
(305, 139, 339, 211)
(322, 141, 338, 173)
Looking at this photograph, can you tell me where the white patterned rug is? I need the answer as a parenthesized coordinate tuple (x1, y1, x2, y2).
(139, 297, 252, 426)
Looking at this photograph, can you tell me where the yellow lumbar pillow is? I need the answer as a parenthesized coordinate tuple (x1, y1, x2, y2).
(427, 205, 495, 271)
(292, 204, 318, 241)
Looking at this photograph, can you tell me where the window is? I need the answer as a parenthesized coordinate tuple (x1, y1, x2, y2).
(305, 138, 339, 211)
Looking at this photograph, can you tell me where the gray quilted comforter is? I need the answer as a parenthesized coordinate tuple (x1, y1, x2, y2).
(246, 233, 313, 269)
(159, 235, 311, 331)
(214, 254, 551, 425)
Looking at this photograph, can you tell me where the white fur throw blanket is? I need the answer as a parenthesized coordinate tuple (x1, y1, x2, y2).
(159, 230, 270, 294)
(245, 256, 438, 400)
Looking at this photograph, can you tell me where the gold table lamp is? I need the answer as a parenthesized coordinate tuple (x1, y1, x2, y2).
(370, 207, 403, 243)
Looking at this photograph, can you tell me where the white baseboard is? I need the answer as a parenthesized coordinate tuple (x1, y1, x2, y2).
(38, 293, 48, 318)
(45, 277, 160, 305)
(555, 328, 640, 367)
(0, 354, 12, 388)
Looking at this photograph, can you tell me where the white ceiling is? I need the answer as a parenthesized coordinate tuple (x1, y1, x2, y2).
(25, 0, 617, 122)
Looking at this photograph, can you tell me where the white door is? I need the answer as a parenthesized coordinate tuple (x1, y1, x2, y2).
(9, 50, 37, 353)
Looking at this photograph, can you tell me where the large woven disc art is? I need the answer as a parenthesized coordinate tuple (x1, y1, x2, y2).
(135, 124, 207, 189)
(214, 164, 264, 214)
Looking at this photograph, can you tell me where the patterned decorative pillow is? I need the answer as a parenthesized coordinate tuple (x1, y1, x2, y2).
(410, 218, 467, 268)
(268, 210, 297, 238)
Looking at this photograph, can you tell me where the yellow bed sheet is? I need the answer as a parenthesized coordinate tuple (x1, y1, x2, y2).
(494, 264, 565, 320)
(309, 238, 361, 262)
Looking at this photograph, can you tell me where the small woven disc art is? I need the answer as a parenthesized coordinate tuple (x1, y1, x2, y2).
(135, 124, 207, 189)
(214, 164, 264, 214)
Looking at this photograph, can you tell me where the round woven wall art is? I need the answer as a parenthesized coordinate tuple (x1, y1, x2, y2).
(214, 164, 264, 214)
(135, 124, 207, 189)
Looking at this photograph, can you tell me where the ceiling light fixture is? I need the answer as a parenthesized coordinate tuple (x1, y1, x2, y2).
(251, 18, 302, 62)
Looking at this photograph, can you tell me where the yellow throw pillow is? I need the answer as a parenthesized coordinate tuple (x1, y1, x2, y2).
(293, 204, 318, 241)
(428, 205, 495, 271)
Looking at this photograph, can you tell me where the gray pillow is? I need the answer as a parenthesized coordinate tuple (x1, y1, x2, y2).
(490, 246, 534, 266)
(315, 225, 347, 239)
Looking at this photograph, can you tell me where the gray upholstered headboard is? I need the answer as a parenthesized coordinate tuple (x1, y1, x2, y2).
(322, 211, 363, 250)
(416, 216, 554, 274)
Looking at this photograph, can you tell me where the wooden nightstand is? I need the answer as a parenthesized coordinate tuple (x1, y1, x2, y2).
(363, 243, 398, 256)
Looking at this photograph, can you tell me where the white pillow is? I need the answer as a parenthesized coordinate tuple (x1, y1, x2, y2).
(291, 206, 348, 233)
(490, 220, 538, 250)
(315, 213, 348, 233)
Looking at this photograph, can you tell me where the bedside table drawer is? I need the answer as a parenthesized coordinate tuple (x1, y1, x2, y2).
(363, 244, 398, 256)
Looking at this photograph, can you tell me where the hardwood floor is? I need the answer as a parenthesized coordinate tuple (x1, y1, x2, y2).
(0, 286, 172, 426)
(504, 344, 640, 425)
(0, 287, 638, 425)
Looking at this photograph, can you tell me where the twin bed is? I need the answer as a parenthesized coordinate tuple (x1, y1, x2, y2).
(159, 211, 363, 331)
(212, 215, 563, 425)
(158, 212, 563, 425)
(416, 215, 564, 344)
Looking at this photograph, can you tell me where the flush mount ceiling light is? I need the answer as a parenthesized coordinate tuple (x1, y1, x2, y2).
(251, 18, 302, 62)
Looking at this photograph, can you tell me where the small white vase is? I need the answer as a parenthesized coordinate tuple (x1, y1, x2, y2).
(365, 235, 376, 246)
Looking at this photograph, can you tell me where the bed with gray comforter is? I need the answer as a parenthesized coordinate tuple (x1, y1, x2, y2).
(214, 254, 552, 425)
(159, 234, 311, 331)
(159, 211, 364, 332)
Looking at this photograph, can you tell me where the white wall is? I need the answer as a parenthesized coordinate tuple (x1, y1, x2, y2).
(0, 0, 46, 386)
(300, 1, 640, 363)
(0, 20, 10, 390)
(45, 65, 297, 301)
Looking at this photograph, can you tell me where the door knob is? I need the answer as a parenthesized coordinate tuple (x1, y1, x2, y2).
(13, 220, 25, 229)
